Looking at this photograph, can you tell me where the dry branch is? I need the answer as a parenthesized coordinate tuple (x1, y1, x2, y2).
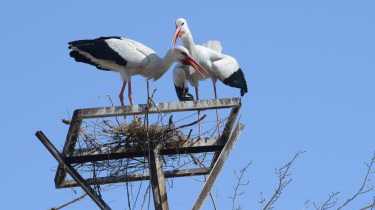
(50, 194, 87, 210)
(262, 150, 305, 210)
(230, 161, 252, 210)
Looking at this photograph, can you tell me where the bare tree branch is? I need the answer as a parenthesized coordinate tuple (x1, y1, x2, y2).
(360, 198, 375, 210)
(230, 161, 252, 210)
(312, 152, 374, 210)
(262, 150, 306, 210)
(336, 152, 375, 210)
(50, 194, 87, 210)
(313, 192, 340, 210)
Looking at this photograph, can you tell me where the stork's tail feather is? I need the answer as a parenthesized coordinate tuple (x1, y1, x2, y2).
(241, 87, 248, 96)
(222, 68, 248, 97)
(175, 85, 194, 101)
(203, 40, 223, 53)
(69, 50, 110, 71)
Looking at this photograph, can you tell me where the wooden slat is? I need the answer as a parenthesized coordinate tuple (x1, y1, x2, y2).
(210, 106, 241, 168)
(66, 138, 222, 164)
(57, 168, 210, 188)
(75, 98, 241, 119)
(149, 145, 169, 210)
(35, 131, 111, 210)
(192, 123, 244, 210)
(55, 110, 83, 186)
(54, 98, 241, 191)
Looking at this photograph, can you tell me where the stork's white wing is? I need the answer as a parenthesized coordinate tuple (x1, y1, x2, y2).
(105, 38, 156, 68)
(211, 56, 240, 81)
(203, 40, 223, 53)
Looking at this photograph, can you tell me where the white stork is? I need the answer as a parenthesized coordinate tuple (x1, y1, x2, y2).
(172, 18, 248, 137)
(68, 36, 206, 118)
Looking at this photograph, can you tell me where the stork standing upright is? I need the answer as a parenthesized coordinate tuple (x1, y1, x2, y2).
(172, 18, 248, 137)
(68, 36, 206, 120)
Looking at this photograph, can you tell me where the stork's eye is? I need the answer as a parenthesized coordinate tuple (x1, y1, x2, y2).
(181, 52, 188, 57)
(181, 22, 185, 26)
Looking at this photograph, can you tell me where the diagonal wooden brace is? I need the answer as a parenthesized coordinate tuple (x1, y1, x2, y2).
(35, 131, 112, 210)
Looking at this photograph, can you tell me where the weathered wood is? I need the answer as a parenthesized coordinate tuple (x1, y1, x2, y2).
(35, 131, 111, 210)
(67, 138, 222, 164)
(72, 138, 217, 156)
(57, 168, 210, 188)
(192, 123, 244, 210)
(210, 106, 241, 168)
(55, 110, 83, 186)
(75, 98, 241, 119)
(55, 98, 241, 187)
(149, 145, 169, 210)
(52, 96, 243, 205)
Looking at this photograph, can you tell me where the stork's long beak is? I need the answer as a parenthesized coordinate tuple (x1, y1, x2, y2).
(182, 57, 208, 78)
(171, 26, 183, 49)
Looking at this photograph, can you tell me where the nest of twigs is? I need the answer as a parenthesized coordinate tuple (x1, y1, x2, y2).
(62, 114, 209, 178)
(71, 117, 189, 151)
(100, 119, 186, 148)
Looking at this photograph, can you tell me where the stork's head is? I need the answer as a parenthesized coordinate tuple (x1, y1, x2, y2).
(172, 46, 207, 77)
(171, 18, 188, 48)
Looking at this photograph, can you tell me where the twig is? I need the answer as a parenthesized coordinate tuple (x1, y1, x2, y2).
(209, 192, 218, 210)
(50, 194, 87, 210)
(175, 114, 206, 130)
(336, 152, 375, 210)
(313, 192, 340, 210)
(262, 150, 305, 210)
(62, 119, 71, 125)
(125, 158, 132, 210)
(230, 161, 252, 210)
(360, 198, 375, 210)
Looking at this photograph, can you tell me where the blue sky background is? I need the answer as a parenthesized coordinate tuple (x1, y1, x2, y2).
(1, 0, 374, 209)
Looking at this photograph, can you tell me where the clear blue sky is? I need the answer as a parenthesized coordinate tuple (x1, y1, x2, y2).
(1, 0, 374, 209)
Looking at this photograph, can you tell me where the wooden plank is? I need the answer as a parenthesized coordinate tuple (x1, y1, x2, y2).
(72, 138, 217, 156)
(66, 138, 222, 164)
(57, 168, 210, 188)
(55, 110, 83, 187)
(210, 106, 241, 168)
(192, 123, 244, 210)
(54, 98, 241, 190)
(75, 98, 241, 119)
(35, 131, 111, 210)
(149, 145, 169, 210)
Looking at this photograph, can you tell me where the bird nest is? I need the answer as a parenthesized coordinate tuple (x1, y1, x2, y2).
(98, 119, 186, 148)
(67, 113, 217, 180)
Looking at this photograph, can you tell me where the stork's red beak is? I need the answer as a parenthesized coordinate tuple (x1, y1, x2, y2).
(181, 57, 208, 78)
(171, 26, 185, 49)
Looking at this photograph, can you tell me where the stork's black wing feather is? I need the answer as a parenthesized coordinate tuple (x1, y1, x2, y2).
(68, 36, 127, 67)
(222, 68, 248, 96)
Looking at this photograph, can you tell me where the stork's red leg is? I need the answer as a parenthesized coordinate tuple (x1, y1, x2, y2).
(128, 81, 137, 121)
(213, 82, 221, 137)
(195, 86, 202, 138)
(119, 81, 127, 107)
(119, 81, 127, 122)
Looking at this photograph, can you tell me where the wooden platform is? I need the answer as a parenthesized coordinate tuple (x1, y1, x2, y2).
(36, 98, 243, 210)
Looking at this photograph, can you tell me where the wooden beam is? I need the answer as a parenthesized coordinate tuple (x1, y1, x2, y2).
(66, 138, 222, 164)
(54, 98, 241, 191)
(210, 106, 241, 168)
(74, 98, 241, 119)
(35, 131, 111, 210)
(149, 145, 169, 210)
(57, 168, 210, 188)
(55, 110, 82, 187)
(192, 123, 244, 210)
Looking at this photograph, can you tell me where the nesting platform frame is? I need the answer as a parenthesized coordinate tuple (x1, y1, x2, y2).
(36, 98, 244, 210)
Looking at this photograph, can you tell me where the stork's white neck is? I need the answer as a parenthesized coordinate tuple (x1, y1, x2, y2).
(147, 50, 176, 81)
(182, 27, 196, 53)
